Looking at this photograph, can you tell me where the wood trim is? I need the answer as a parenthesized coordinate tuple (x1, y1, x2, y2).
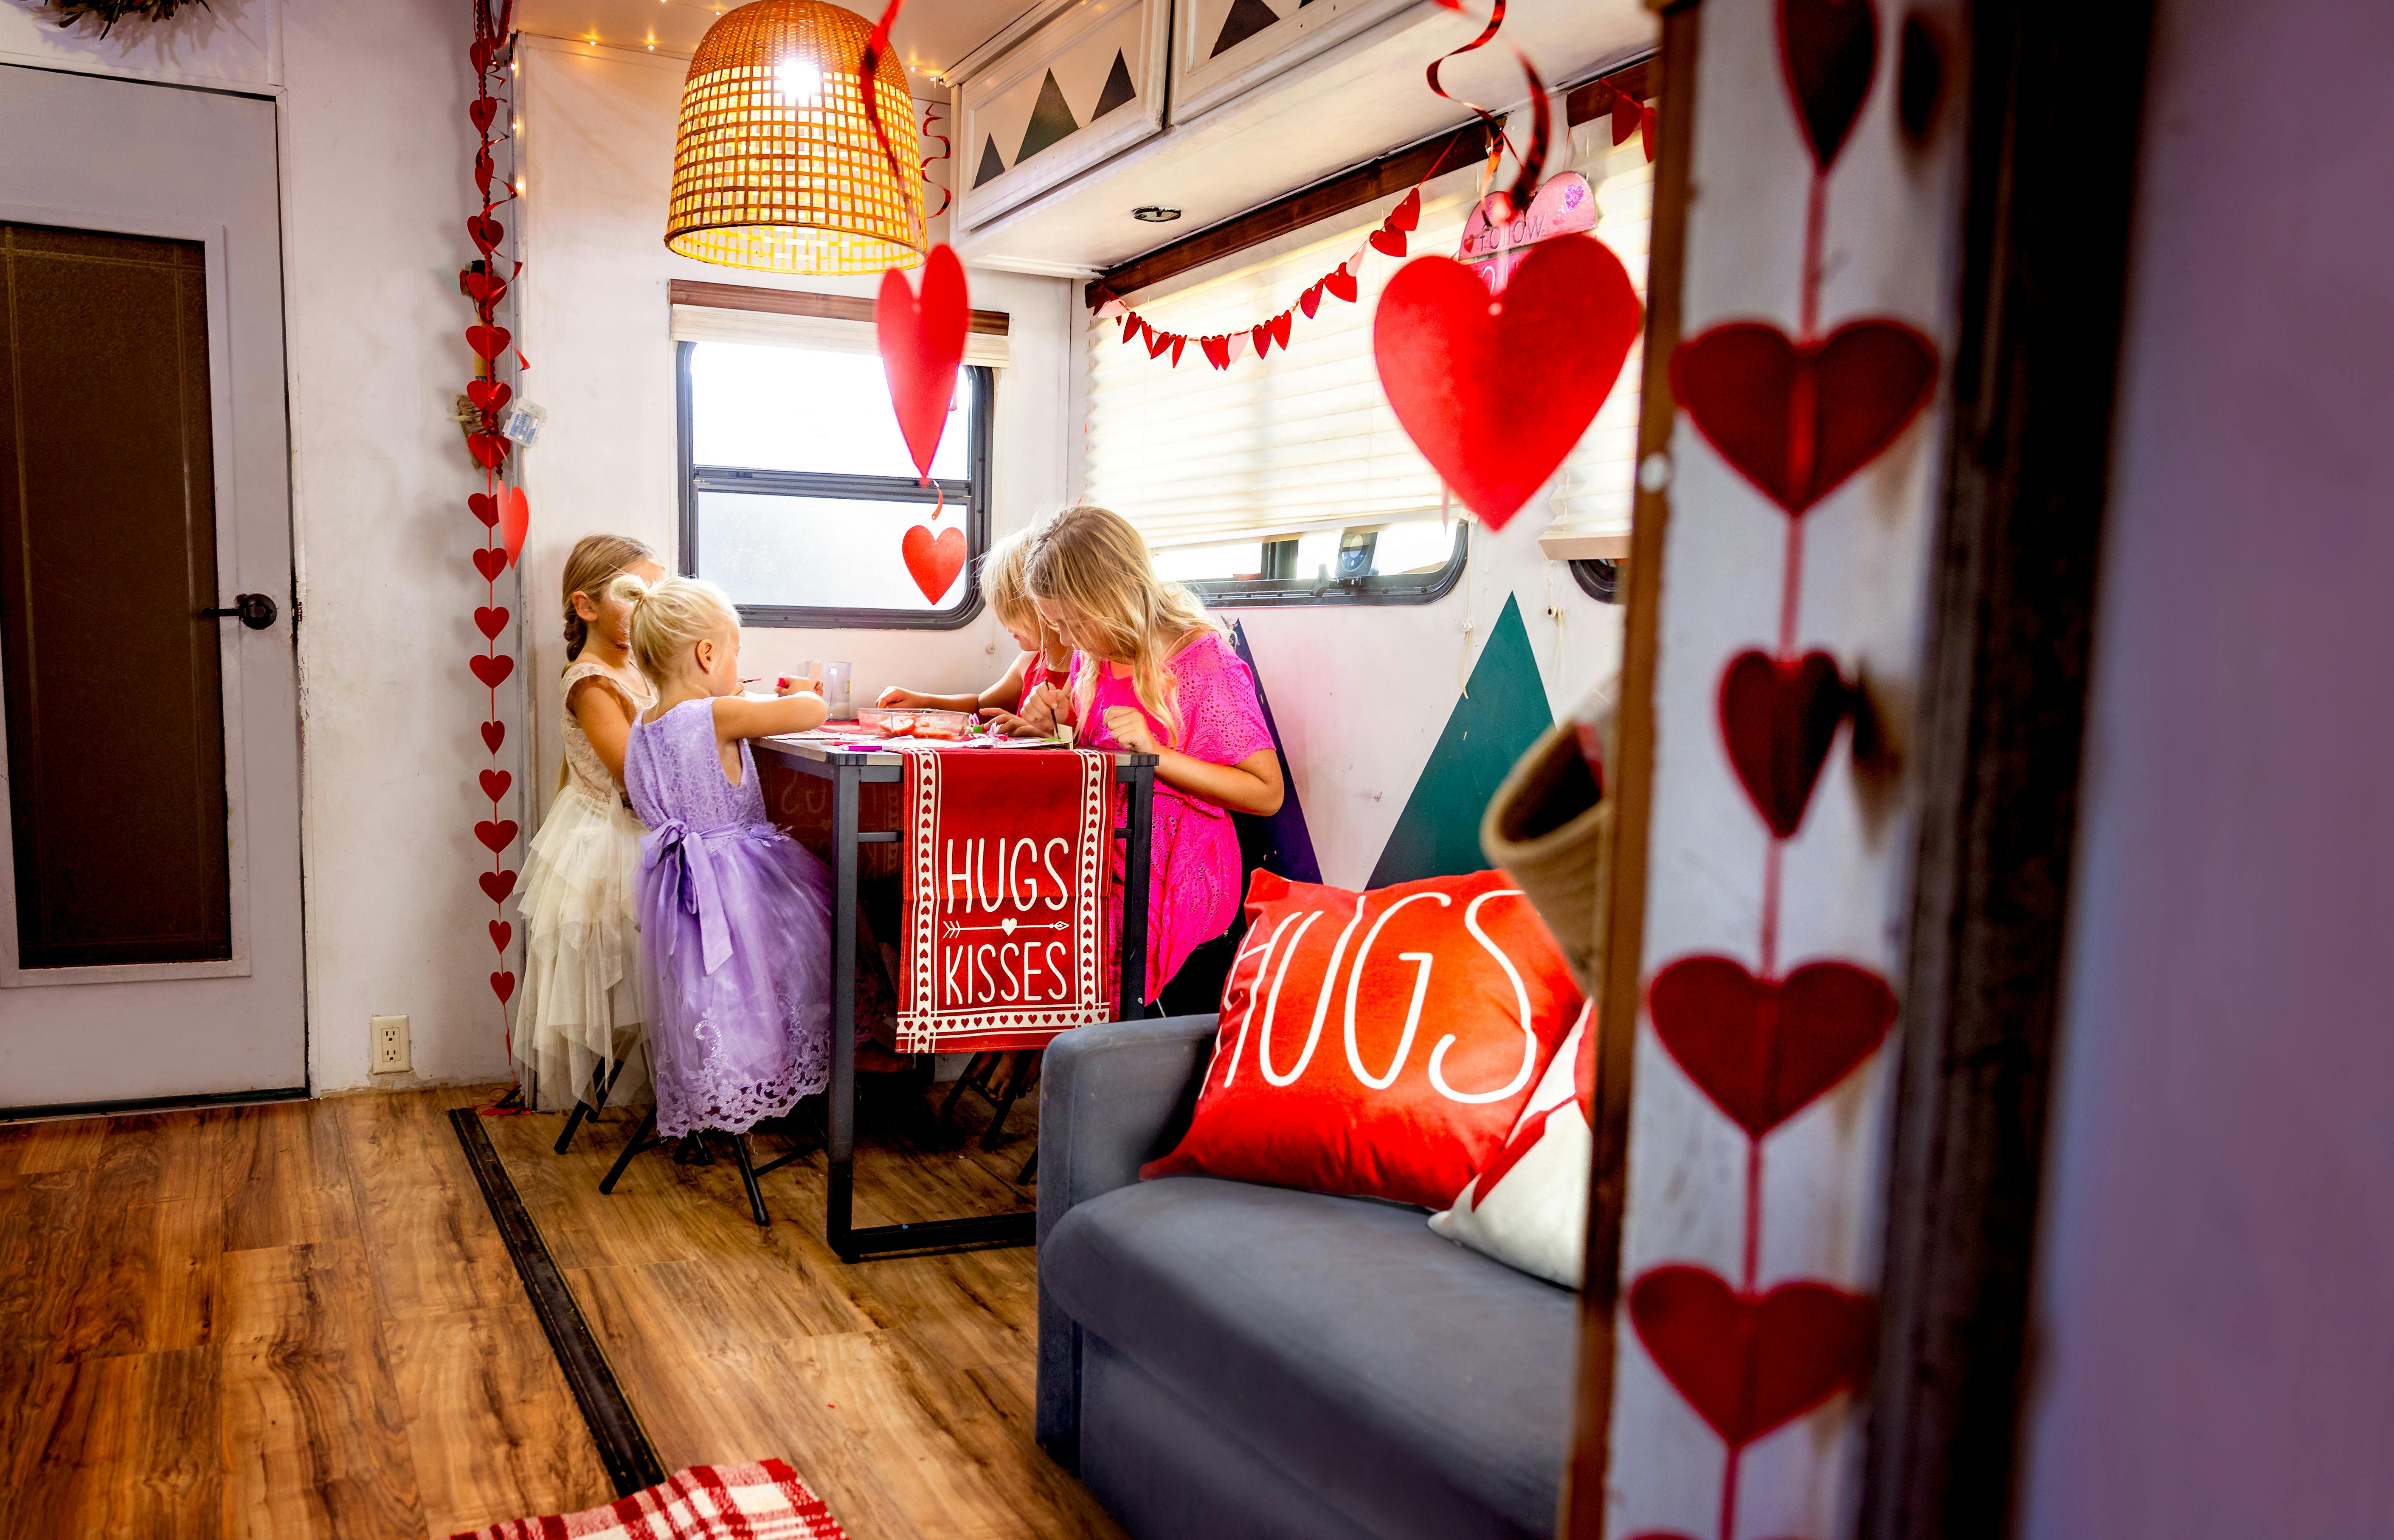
(1858, 3, 2156, 1537)
(666, 279, 1011, 336)
(1561, 11, 1695, 1537)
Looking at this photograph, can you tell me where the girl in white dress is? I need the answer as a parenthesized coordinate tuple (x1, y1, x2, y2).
(513, 534, 664, 1124)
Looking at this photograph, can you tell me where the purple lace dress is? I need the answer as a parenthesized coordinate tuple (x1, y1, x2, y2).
(624, 698, 834, 1137)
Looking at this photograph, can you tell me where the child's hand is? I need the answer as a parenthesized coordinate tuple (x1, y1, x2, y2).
(778, 664, 824, 698)
(978, 707, 1044, 737)
(878, 686, 926, 708)
(1018, 682, 1072, 733)
(1102, 706, 1158, 756)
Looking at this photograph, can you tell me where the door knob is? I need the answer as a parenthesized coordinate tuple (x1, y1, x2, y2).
(203, 593, 278, 630)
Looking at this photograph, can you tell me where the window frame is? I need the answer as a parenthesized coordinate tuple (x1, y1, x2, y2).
(1175, 522, 1471, 609)
(675, 340, 995, 629)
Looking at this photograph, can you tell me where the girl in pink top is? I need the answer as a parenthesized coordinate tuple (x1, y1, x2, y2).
(1020, 505, 1285, 1009)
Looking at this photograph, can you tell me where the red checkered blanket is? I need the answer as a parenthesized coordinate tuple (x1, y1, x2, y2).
(452, 1460, 846, 1540)
(897, 745, 1117, 1052)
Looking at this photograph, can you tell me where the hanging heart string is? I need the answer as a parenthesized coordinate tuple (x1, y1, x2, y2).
(1423, 0, 1552, 218)
(920, 98, 952, 220)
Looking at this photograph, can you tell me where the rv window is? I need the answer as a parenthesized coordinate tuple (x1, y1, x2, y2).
(677, 340, 991, 628)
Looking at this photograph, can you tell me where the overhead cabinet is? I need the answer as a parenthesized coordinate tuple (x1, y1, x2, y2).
(955, 0, 1171, 231)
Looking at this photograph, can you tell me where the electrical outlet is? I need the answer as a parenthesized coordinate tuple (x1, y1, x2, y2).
(371, 1014, 411, 1074)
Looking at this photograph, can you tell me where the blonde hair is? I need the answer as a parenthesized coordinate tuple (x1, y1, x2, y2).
(1020, 505, 1219, 747)
(560, 533, 656, 660)
(610, 572, 739, 688)
(979, 527, 1038, 634)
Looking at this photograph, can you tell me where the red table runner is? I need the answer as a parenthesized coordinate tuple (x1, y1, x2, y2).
(897, 745, 1117, 1052)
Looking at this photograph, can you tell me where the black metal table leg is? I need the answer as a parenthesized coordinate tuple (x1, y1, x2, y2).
(1120, 763, 1154, 1010)
(827, 762, 860, 1262)
(599, 1108, 658, 1194)
(730, 1134, 771, 1227)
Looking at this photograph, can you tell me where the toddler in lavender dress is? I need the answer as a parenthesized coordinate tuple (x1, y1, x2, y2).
(614, 573, 836, 1138)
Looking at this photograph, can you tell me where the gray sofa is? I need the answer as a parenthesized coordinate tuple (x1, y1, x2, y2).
(1035, 1013, 1580, 1540)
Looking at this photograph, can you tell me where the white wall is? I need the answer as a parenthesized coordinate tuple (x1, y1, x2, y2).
(0, 0, 518, 1090)
(2017, 0, 2394, 1533)
(514, 37, 1077, 820)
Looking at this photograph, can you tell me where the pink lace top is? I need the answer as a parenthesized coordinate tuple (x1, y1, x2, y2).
(1069, 631, 1275, 1003)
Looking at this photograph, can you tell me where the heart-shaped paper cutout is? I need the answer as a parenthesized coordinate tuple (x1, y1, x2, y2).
(489, 970, 516, 1003)
(1671, 318, 1937, 517)
(472, 547, 506, 583)
(1201, 335, 1230, 370)
(1628, 1265, 1876, 1446)
(474, 145, 495, 197)
(901, 523, 967, 604)
(1269, 310, 1292, 349)
(1719, 649, 1850, 838)
(1375, 236, 1645, 528)
(876, 244, 969, 481)
(1779, 0, 1880, 170)
(470, 37, 495, 74)
(480, 768, 512, 801)
(1325, 267, 1359, 304)
(474, 818, 519, 854)
(489, 919, 512, 952)
(469, 492, 499, 528)
(469, 653, 514, 689)
(1250, 323, 1273, 360)
(474, 605, 509, 641)
(481, 720, 505, 753)
(469, 96, 498, 134)
(479, 868, 517, 904)
(1387, 188, 1422, 232)
(1370, 226, 1408, 258)
(467, 379, 511, 415)
(469, 433, 509, 469)
(1145, 326, 1173, 359)
(1300, 285, 1323, 320)
(1646, 955, 1896, 1137)
(466, 323, 511, 360)
(501, 486, 530, 569)
(464, 271, 508, 307)
(468, 214, 504, 253)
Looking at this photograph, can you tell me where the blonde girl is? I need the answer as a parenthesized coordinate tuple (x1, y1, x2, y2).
(877, 527, 1074, 728)
(1020, 504, 1285, 1012)
(615, 576, 838, 1152)
(514, 534, 664, 1124)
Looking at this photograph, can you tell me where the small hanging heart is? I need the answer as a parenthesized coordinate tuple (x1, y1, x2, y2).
(467, 379, 511, 415)
(481, 720, 506, 753)
(480, 768, 512, 801)
(469, 96, 499, 134)
(1719, 649, 1851, 838)
(875, 244, 971, 481)
(468, 492, 500, 528)
(469, 653, 514, 689)
(469, 433, 509, 469)
(488, 919, 512, 952)
(466, 323, 511, 360)
(479, 868, 517, 904)
(1387, 188, 1422, 232)
(1300, 284, 1323, 320)
(1146, 326, 1174, 360)
(1269, 310, 1293, 349)
(1629, 1265, 1876, 1447)
(474, 818, 519, 854)
(1325, 268, 1359, 304)
(472, 547, 506, 583)
(900, 523, 968, 604)
(1646, 954, 1897, 1137)
(468, 213, 504, 253)
(1369, 226, 1409, 258)
(1251, 323, 1272, 359)
(1778, 0, 1881, 171)
(475, 145, 495, 197)
(489, 970, 517, 1003)
(1201, 335, 1230, 370)
(475, 605, 509, 641)
(501, 486, 530, 569)
(464, 271, 508, 307)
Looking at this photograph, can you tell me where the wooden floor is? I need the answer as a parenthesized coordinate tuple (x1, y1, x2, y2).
(0, 1080, 1122, 1540)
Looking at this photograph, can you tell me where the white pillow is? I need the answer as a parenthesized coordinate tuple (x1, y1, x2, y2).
(1428, 1002, 1592, 1287)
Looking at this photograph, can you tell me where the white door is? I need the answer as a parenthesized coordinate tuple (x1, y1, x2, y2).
(0, 67, 304, 1110)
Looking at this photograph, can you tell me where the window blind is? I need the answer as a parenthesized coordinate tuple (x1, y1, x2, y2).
(1084, 115, 1652, 554)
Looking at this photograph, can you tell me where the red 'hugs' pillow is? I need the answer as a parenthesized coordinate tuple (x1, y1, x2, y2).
(1142, 869, 1584, 1208)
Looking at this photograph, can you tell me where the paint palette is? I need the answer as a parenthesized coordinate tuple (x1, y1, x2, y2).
(853, 706, 978, 742)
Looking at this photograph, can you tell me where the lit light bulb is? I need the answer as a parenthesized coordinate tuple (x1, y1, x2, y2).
(774, 57, 823, 107)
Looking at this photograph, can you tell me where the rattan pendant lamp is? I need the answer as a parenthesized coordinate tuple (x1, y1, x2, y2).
(666, 0, 924, 275)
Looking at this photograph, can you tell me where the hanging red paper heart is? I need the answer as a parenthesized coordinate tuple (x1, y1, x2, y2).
(876, 244, 970, 481)
(480, 768, 512, 801)
(489, 970, 517, 1003)
(1669, 318, 1937, 517)
(1269, 310, 1293, 349)
(468, 492, 500, 528)
(468, 214, 504, 253)
(469, 433, 509, 469)
(1779, 0, 1880, 171)
(479, 868, 517, 904)
(1325, 267, 1359, 304)
(1300, 284, 1323, 320)
(1375, 236, 1643, 528)
(1629, 1265, 1875, 1447)
(474, 145, 496, 197)
(474, 605, 509, 641)
(472, 547, 506, 583)
(469, 96, 499, 133)
(1370, 226, 1409, 258)
(1646, 955, 1896, 1137)
(1612, 87, 1643, 147)
(1388, 187, 1422, 232)
(489, 919, 512, 952)
(1146, 326, 1174, 360)
(464, 270, 508, 307)
(501, 486, 530, 569)
(466, 323, 511, 359)
(481, 720, 506, 753)
(474, 819, 519, 854)
(1167, 336, 1187, 367)
(1202, 335, 1230, 370)
(470, 37, 495, 74)
(467, 378, 511, 415)
(1251, 323, 1272, 359)
(901, 523, 967, 604)
(469, 653, 514, 689)
(1719, 649, 1850, 837)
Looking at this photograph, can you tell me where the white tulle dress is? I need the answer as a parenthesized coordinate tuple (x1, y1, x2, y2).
(512, 655, 656, 1112)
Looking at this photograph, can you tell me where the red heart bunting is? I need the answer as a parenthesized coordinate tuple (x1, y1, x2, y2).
(489, 920, 511, 952)
(1325, 267, 1359, 304)
(469, 96, 498, 133)
(467, 378, 511, 415)
(474, 819, 519, 854)
(1269, 310, 1293, 349)
(1629, 1266, 1875, 1447)
(469, 433, 509, 469)
(901, 523, 967, 604)
(1612, 89, 1643, 147)
(468, 492, 500, 528)
(480, 768, 512, 801)
(1370, 227, 1409, 258)
(1719, 649, 1850, 838)
(489, 970, 517, 1003)
(472, 547, 506, 583)
(876, 244, 970, 481)
(501, 486, 530, 569)
(466, 323, 511, 359)
(481, 720, 506, 753)
(468, 214, 504, 253)
(1388, 188, 1422, 232)
(1640, 104, 1657, 162)
(1300, 284, 1323, 320)
(469, 653, 514, 689)
(479, 868, 517, 904)
(474, 605, 509, 641)
(1646, 955, 1897, 1137)
(1146, 327, 1174, 359)
(1251, 323, 1272, 360)
(1202, 335, 1230, 370)
(1374, 236, 1644, 528)
(1669, 319, 1938, 517)
(1778, 0, 1881, 171)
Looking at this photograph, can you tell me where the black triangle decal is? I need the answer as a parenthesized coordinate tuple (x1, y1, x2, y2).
(1210, 0, 1283, 57)
(973, 135, 1008, 187)
(1015, 70, 1081, 163)
(1091, 50, 1137, 120)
